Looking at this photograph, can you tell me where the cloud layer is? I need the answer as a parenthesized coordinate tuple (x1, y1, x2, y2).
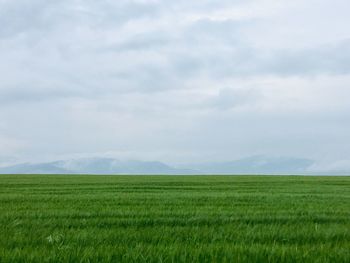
(0, 0, 350, 172)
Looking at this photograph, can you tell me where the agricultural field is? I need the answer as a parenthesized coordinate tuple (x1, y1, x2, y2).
(0, 175, 349, 262)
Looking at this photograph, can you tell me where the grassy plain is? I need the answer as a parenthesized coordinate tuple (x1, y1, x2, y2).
(0, 175, 349, 262)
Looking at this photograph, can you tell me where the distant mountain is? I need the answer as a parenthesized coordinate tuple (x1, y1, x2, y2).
(0, 156, 315, 175)
(187, 156, 314, 175)
(0, 158, 192, 175)
(0, 162, 69, 174)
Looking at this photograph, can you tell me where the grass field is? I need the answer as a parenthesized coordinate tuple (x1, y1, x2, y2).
(0, 175, 349, 262)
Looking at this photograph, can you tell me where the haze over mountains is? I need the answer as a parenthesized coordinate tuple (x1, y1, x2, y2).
(0, 158, 187, 175)
(0, 156, 340, 175)
(1, 1, 349, 178)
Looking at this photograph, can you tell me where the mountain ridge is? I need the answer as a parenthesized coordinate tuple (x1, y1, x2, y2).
(0, 156, 319, 175)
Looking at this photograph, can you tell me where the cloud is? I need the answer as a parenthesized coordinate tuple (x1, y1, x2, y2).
(0, 0, 159, 39)
(0, 0, 349, 167)
(205, 88, 261, 110)
(261, 39, 350, 76)
(0, 133, 26, 161)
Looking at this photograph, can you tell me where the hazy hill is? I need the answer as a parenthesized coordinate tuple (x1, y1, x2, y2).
(0, 156, 317, 174)
(0, 158, 191, 175)
(188, 156, 314, 175)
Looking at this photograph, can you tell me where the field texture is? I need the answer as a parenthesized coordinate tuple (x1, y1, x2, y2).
(0, 175, 349, 262)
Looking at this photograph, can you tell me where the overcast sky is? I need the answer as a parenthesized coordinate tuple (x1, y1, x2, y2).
(0, 0, 349, 171)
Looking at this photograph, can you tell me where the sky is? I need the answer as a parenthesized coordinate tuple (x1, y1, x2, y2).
(0, 0, 349, 172)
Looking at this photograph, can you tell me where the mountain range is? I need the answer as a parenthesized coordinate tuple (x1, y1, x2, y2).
(0, 156, 319, 175)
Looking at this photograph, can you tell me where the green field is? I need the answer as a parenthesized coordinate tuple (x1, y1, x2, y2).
(0, 175, 349, 262)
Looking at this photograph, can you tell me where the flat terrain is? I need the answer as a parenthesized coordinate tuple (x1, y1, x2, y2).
(0, 175, 349, 262)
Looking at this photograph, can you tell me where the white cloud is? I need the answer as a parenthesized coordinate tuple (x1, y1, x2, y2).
(0, 0, 349, 170)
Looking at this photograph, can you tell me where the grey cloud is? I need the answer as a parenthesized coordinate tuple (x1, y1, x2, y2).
(261, 39, 350, 76)
(100, 18, 246, 82)
(102, 18, 350, 82)
(167, 18, 350, 78)
(104, 31, 172, 52)
(172, 39, 350, 78)
(208, 88, 261, 110)
(0, 0, 57, 38)
(0, 0, 159, 38)
(2, 3, 348, 109)
(0, 0, 247, 39)
(0, 86, 83, 105)
(0, 155, 18, 167)
(0, 0, 350, 167)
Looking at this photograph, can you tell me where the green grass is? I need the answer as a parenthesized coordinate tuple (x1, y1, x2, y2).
(0, 175, 349, 262)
